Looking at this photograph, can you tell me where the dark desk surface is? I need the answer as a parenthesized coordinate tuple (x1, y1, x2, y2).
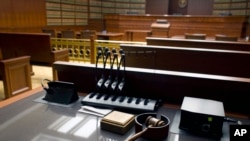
(0, 90, 249, 141)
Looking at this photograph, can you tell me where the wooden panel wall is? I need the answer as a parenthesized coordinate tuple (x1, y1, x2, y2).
(187, 0, 214, 15)
(168, 0, 214, 15)
(0, 0, 46, 33)
(146, 0, 169, 14)
(104, 14, 247, 41)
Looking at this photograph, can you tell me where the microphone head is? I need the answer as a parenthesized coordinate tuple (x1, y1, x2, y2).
(112, 48, 117, 54)
(97, 46, 102, 51)
(119, 49, 124, 55)
(106, 50, 111, 57)
(104, 47, 109, 53)
(97, 50, 102, 56)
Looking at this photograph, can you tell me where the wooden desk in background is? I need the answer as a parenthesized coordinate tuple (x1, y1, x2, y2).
(96, 32, 124, 40)
(104, 14, 247, 40)
(125, 30, 152, 41)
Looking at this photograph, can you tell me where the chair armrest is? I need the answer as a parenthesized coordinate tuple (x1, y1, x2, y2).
(51, 49, 69, 62)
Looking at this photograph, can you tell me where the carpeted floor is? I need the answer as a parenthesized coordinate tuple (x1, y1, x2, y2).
(0, 65, 53, 100)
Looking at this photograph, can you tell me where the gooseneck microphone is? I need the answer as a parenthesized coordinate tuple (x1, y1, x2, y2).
(95, 47, 104, 91)
(95, 48, 103, 80)
(103, 53, 118, 92)
(116, 52, 126, 94)
(96, 48, 110, 92)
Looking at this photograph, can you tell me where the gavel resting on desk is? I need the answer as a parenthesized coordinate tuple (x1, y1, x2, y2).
(125, 116, 166, 141)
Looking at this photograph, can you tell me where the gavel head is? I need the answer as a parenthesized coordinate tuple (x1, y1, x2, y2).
(145, 116, 166, 127)
(135, 113, 170, 140)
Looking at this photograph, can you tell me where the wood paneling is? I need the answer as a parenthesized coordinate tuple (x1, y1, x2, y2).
(187, 0, 214, 15)
(104, 14, 247, 41)
(168, 0, 213, 15)
(146, 0, 169, 14)
(0, 0, 12, 28)
(0, 0, 46, 32)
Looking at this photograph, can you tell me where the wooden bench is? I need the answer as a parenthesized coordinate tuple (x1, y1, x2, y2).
(146, 37, 250, 51)
(0, 32, 69, 80)
(53, 61, 250, 116)
(120, 44, 250, 78)
(0, 48, 32, 99)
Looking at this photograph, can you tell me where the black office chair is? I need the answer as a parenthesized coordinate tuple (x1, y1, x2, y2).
(80, 30, 96, 39)
(42, 29, 56, 38)
(61, 30, 76, 38)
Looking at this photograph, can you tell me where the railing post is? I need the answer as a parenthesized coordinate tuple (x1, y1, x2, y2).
(90, 35, 96, 64)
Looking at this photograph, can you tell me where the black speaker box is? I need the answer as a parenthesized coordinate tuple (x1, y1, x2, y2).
(179, 96, 225, 139)
(43, 81, 79, 105)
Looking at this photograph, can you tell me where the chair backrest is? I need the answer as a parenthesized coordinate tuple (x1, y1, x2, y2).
(42, 29, 56, 37)
(80, 30, 96, 39)
(185, 33, 206, 40)
(61, 30, 76, 38)
(215, 34, 238, 42)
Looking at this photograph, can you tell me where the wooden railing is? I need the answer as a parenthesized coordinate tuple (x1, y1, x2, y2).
(50, 36, 146, 63)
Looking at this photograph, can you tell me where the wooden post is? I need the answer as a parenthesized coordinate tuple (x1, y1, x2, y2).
(90, 35, 96, 64)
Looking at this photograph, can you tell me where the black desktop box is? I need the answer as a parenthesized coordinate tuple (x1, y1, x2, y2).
(179, 96, 225, 139)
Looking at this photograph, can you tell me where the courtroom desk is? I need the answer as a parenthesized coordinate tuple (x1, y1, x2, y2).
(1, 89, 249, 141)
(96, 32, 124, 40)
(125, 30, 152, 41)
(53, 62, 250, 116)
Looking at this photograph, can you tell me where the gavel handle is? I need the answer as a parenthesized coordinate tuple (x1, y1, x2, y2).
(125, 125, 152, 141)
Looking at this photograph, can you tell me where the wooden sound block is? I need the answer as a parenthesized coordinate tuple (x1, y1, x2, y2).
(101, 111, 135, 134)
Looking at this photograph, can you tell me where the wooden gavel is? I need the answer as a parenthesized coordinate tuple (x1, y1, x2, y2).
(125, 116, 166, 141)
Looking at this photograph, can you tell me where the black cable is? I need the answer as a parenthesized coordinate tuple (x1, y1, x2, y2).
(41, 78, 51, 90)
(224, 117, 242, 125)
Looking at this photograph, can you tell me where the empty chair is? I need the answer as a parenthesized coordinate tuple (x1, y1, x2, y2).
(61, 30, 76, 38)
(80, 30, 96, 39)
(185, 33, 206, 40)
(215, 34, 238, 42)
(42, 29, 56, 37)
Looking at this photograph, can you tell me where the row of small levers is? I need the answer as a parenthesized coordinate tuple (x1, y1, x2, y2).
(87, 92, 151, 105)
(81, 92, 161, 112)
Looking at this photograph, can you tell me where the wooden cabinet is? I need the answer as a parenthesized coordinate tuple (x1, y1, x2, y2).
(46, 0, 88, 26)
(213, 0, 250, 16)
(46, 0, 145, 26)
